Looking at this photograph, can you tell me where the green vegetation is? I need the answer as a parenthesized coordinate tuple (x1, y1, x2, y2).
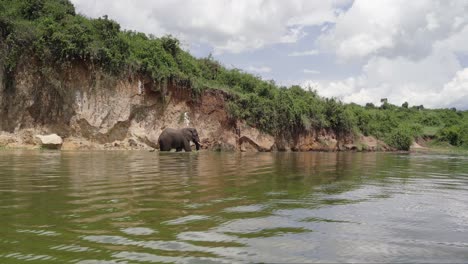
(348, 102, 468, 150)
(1, 0, 468, 151)
(386, 127, 413, 151)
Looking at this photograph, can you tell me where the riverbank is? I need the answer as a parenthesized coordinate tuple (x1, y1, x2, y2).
(0, 129, 393, 152)
(0, 57, 392, 152)
(4, 129, 466, 154)
(4, 127, 464, 153)
(410, 140, 468, 155)
(2, 0, 467, 152)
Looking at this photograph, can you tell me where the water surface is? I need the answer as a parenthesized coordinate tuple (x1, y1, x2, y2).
(1, 151, 468, 263)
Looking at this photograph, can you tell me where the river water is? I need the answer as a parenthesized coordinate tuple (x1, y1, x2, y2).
(0, 150, 468, 263)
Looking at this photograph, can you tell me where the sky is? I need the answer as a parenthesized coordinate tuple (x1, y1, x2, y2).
(70, 0, 468, 109)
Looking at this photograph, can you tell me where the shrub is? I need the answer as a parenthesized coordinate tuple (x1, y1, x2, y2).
(437, 125, 462, 146)
(386, 127, 413, 151)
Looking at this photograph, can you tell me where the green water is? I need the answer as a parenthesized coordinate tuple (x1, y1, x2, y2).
(1, 151, 468, 263)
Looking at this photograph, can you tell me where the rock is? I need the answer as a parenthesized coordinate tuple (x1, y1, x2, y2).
(344, 144, 358, 151)
(236, 123, 275, 151)
(19, 129, 36, 145)
(35, 134, 63, 149)
(61, 137, 98, 150)
(0, 133, 16, 147)
(212, 141, 236, 152)
(135, 134, 158, 148)
(271, 139, 289, 151)
(239, 136, 271, 152)
(128, 138, 138, 147)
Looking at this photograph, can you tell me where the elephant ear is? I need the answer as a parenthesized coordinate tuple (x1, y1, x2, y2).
(182, 128, 192, 140)
(189, 128, 197, 136)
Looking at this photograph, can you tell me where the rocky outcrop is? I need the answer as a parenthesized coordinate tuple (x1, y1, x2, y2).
(237, 122, 275, 152)
(0, 59, 387, 152)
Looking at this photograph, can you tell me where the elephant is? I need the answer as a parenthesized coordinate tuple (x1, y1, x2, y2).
(158, 128, 201, 152)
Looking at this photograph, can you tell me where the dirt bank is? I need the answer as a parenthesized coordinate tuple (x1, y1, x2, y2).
(0, 59, 390, 151)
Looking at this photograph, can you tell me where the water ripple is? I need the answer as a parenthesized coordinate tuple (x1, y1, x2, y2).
(1, 151, 468, 263)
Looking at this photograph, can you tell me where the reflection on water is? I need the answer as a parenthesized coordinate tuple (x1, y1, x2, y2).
(1, 151, 468, 263)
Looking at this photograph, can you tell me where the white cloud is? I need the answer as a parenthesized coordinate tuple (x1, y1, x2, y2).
(319, 0, 468, 61)
(440, 69, 468, 109)
(307, 0, 468, 109)
(71, 0, 350, 54)
(303, 69, 320, 74)
(303, 77, 361, 100)
(288, 49, 319, 57)
(304, 48, 467, 108)
(438, 24, 468, 54)
(247, 66, 272, 73)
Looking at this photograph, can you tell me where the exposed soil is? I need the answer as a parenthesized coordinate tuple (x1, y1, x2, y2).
(0, 59, 390, 152)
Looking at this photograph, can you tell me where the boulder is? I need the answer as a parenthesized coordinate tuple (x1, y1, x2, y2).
(239, 136, 271, 152)
(35, 134, 63, 149)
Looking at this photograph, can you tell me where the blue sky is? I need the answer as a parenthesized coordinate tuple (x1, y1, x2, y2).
(71, 0, 468, 109)
(209, 25, 363, 86)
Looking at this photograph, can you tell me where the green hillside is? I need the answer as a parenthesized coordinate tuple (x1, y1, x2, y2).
(1, 0, 468, 150)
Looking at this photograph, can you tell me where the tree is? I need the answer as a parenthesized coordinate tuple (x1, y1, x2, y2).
(21, 0, 45, 20)
(365, 102, 375, 108)
(380, 98, 390, 110)
(160, 35, 180, 57)
(402, 101, 408, 108)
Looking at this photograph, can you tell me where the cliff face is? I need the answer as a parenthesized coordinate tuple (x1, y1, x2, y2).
(0, 59, 387, 151)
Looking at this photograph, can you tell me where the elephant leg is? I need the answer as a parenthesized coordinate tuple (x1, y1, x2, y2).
(183, 140, 192, 152)
(159, 140, 169, 151)
(160, 145, 171, 151)
(176, 147, 183, 152)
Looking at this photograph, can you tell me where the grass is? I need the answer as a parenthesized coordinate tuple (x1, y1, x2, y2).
(422, 126, 441, 137)
(412, 140, 468, 154)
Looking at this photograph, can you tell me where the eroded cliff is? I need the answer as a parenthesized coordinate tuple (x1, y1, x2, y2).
(0, 59, 388, 151)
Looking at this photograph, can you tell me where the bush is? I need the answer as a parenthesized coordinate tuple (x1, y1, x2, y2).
(407, 123, 423, 138)
(386, 127, 413, 150)
(419, 112, 441, 126)
(437, 125, 462, 146)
